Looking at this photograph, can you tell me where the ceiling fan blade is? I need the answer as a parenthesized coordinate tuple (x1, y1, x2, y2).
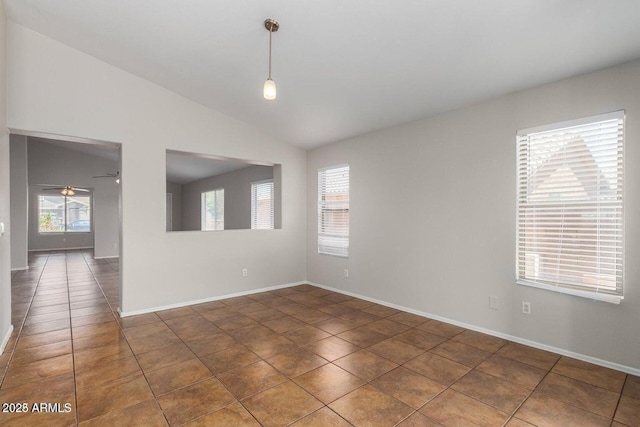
(92, 172, 119, 178)
(43, 187, 65, 191)
(71, 188, 90, 192)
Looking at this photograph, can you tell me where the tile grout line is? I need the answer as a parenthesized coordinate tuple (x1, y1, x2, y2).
(0, 253, 49, 389)
(610, 374, 628, 426)
(79, 250, 173, 426)
(65, 252, 80, 426)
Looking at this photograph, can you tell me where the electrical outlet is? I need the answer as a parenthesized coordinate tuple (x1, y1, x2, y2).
(489, 296, 499, 310)
(242, 268, 248, 277)
(344, 269, 349, 278)
(522, 301, 531, 315)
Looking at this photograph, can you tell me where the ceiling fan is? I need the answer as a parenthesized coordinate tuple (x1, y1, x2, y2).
(43, 185, 90, 196)
(93, 171, 120, 184)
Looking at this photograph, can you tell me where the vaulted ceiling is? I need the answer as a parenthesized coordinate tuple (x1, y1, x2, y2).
(5, 0, 640, 148)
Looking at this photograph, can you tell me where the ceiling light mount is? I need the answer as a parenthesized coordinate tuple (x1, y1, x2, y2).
(263, 18, 279, 100)
(264, 18, 279, 33)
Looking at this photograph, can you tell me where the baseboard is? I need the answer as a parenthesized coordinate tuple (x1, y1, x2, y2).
(93, 255, 119, 260)
(1, 325, 14, 355)
(307, 281, 640, 377)
(28, 246, 93, 252)
(11, 266, 29, 271)
(118, 281, 308, 318)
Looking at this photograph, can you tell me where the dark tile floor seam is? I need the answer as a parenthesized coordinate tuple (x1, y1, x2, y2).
(0, 252, 50, 388)
(609, 373, 628, 426)
(77, 257, 174, 426)
(65, 254, 81, 427)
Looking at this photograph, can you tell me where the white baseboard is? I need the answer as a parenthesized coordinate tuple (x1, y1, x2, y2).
(307, 281, 640, 377)
(94, 255, 119, 260)
(118, 281, 308, 318)
(11, 266, 29, 271)
(29, 246, 93, 252)
(1, 325, 14, 355)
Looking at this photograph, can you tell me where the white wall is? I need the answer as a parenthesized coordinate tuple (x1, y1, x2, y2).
(181, 165, 274, 231)
(0, 2, 11, 354)
(7, 22, 307, 314)
(9, 135, 27, 270)
(307, 60, 640, 372)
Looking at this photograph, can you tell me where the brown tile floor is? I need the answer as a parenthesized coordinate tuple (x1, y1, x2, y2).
(1, 250, 639, 426)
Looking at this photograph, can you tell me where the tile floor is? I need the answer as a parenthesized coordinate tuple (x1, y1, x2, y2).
(1, 250, 639, 426)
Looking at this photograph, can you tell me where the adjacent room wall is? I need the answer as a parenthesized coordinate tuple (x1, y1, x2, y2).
(26, 138, 119, 258)
(0, 2, 12, 354)
(8, 22, 307, 314)
(181, 165, 273, 231)
(9, 135, 27, 270)
(165, 181, 182, 231)
(307, 59, 640, 372)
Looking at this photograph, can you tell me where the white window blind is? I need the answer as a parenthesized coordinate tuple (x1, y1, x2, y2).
(251, 180, 274, 230)
(318, 165, 349, 257)
(201, 188, 224, 231)
(516, 111, 624, 302)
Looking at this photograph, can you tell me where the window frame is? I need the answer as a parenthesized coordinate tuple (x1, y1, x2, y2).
(251, 179, 274, 230)
(515, 111, 625, 304)
(201, 188, 225, 231)
(318, 164, 350, 258)
(37, 192, 93, 234)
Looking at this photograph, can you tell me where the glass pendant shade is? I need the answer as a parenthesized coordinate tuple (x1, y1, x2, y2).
(264, 78, 276, 100)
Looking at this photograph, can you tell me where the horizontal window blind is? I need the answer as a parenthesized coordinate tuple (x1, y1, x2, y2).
(318, 165, 349, 257)
(251, 180, 274, 230)
(517, 112, 624, 298)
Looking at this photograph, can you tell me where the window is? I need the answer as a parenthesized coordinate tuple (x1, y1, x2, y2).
(318, 164, 349, 257)
(201, 188, 224, 231)
(38, 194, 92, 233)
(251, 180, 274, 230)
(516, 111, 624, 303)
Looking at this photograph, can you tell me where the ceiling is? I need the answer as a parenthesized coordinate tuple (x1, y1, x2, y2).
(30, 136, 119, 162)
(166, 151, 256, 185)
(27, 137, 258, 185)
(5, 1, 640, 149)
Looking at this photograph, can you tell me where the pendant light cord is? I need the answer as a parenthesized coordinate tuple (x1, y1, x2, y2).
(268, 27, 273, 80)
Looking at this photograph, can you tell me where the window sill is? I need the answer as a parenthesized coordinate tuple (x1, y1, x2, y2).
(516, 280, 623, 304)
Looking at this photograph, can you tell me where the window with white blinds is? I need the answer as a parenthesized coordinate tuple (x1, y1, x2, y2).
(201, 188, 224, 231)
(318, 165, 349, 257)
(516, 111, 624, 303)
(251, 180, 274, 230)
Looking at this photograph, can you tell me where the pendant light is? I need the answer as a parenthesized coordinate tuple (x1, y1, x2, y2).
(263, 18, 279, 100)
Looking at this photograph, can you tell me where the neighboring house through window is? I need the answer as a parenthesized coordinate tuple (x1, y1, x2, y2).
(201, 188, 224, 231)
(38, 194, 92, 233)
(318, 164, 349, 257)
(251, 180, 274, 230)
(516, 111, 624, 303)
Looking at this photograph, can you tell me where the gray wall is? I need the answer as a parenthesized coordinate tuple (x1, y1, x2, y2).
(307, 59, 640, 372)
(0, 2, 11, 354)
(181, 165, 274, 231)
(9, 135, 28, 270)
(26, 138, 120, 258)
